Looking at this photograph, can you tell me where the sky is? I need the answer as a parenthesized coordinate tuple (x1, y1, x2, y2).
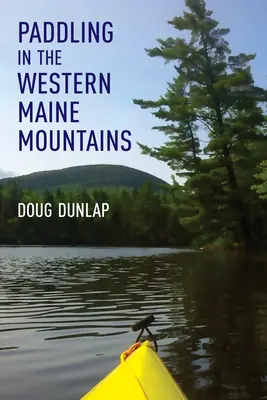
(0, 0, 267, 183)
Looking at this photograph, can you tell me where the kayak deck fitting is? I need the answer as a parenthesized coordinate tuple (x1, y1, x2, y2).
(81, 315, 187, 400)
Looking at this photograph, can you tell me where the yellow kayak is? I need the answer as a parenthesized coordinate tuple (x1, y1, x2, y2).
(81, 315, 187, 400)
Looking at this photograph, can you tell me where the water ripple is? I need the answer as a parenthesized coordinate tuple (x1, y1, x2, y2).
(1, 247, 267, 400)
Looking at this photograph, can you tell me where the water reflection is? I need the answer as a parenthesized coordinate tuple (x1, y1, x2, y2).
(1, 247, 267, 400)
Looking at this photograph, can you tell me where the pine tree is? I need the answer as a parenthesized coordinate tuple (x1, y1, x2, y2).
(133, 0, 267, 247)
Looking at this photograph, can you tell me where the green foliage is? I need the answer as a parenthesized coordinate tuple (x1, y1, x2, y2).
(253, 161, 267, 199)
(0, 182, 191, 247)
(133, 0, 267, 248)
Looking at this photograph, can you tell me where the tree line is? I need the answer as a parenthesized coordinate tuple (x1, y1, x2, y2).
(0, 183, 190, 246)
(132, 0, 267, 249)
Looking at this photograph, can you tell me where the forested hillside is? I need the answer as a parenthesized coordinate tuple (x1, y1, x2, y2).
(0, 164, 167, 192)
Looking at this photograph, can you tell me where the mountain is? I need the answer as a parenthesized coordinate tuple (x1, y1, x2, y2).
(0, 164, 168, 192)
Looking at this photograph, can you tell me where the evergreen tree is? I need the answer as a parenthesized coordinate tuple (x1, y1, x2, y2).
(133, 0, 267, 247)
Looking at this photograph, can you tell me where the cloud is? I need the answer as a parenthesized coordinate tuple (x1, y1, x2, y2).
(0, 169, 16, 178)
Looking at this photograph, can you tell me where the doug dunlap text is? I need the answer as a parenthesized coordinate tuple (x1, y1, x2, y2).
(18, 202, 110, 218)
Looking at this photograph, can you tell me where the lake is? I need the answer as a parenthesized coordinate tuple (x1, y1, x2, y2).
(1, 246, 267, 399)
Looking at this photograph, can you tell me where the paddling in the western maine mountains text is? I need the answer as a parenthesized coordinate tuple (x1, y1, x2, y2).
(17, 21, 132, 152)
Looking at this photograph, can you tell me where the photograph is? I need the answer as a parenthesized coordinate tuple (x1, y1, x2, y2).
(1, 0, 267, 399)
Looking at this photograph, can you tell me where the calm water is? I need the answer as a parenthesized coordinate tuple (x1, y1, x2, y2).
(1, 247, 267, 400)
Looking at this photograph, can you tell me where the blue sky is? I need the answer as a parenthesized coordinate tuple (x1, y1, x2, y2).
(0, 0, 266, 183)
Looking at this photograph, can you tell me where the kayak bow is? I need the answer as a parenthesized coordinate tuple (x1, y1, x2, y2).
(81, 315, 187, 400)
